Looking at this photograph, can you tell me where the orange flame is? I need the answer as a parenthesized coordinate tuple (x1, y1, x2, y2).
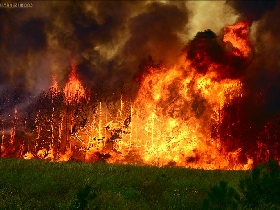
(127, 62, 246, 169)
(50, 75, 59, 93)
(223, 20, 252, 57)
(61, 57, 249, 169)
(63, 61, 85, 102)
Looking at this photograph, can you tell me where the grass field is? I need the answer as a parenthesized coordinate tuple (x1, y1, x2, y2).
(0, 158, 276, 210)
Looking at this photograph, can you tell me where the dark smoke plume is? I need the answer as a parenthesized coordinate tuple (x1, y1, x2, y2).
(223, 0, 280, 162)
(0, 1, 188, 98)
(226, 0, 280, 122)
(226, 0, 276, 21)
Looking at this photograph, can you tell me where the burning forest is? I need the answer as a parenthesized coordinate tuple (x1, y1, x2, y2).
(0, 1, 280, 169)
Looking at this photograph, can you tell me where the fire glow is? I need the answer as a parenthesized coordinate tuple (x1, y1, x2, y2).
(0, 20, 279, 170)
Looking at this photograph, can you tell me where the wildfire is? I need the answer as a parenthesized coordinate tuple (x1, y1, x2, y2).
(3, 20, 278, 169)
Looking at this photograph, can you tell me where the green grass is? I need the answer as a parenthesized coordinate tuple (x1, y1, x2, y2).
(0, 158, 257, 209)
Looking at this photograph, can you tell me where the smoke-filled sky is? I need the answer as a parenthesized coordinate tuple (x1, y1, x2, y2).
(0, 0, 279, 99)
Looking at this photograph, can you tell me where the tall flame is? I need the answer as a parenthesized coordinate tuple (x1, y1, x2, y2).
(50, 75, 59, 93)
(63, 61, 85, 102)
(127, 61, 245, 169)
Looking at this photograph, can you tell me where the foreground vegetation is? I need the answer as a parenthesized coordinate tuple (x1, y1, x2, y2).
(0, 158, 278, 210)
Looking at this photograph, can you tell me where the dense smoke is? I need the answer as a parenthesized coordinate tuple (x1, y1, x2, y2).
(226, 0, 276, 21)
(0, 1, 188, 97)
(225, 0, 280, 160)
(235, 0, 280, 119)
(1, 1, 278, 97)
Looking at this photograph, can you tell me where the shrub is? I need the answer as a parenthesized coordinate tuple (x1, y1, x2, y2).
(71, 184, 97, 210)
(202, 181, 240, 210)
(239, 159, 280, 208)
